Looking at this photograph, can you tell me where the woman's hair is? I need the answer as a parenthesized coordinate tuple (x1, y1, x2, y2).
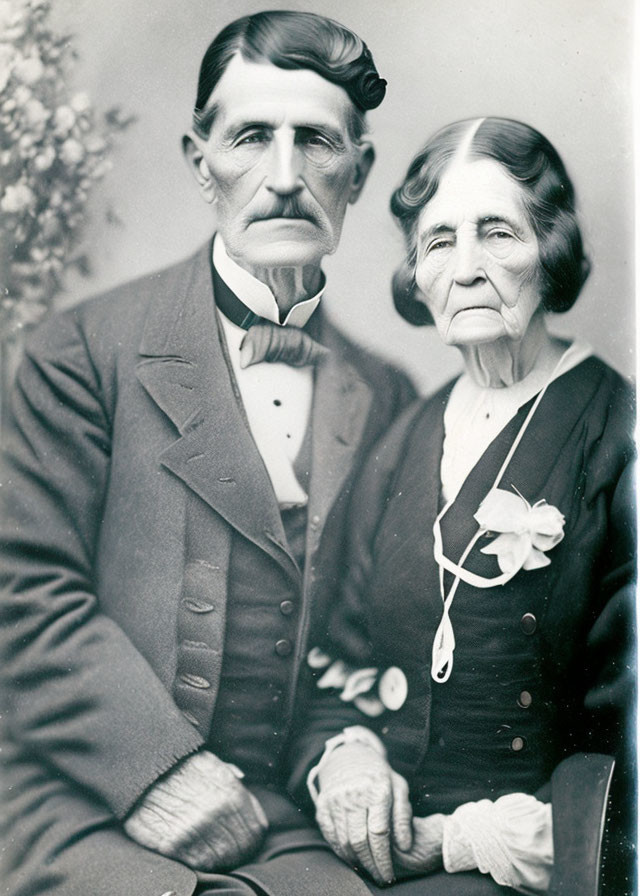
(391, 117, 591, 325)
(193, 11, 386, 142)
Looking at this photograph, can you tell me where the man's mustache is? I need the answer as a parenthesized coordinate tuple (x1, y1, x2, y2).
(249, 196, 318, 225)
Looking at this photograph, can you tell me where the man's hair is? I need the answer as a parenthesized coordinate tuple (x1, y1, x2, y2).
(390, 117, 591, 326)
(192, 10, 386, 142)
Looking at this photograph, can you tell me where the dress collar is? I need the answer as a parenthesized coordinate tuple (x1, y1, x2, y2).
(213, 234, 324, 328)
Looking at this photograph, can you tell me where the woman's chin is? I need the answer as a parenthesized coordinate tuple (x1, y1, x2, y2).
(445, 310, 507, 347)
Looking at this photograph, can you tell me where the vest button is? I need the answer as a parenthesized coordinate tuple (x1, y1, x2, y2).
(279, 599, 294, 616)
(511, 736, 526, 752)
(518, 690, 533, 708)
(520, 612, 537, 635)
(275, 638, 292, 656)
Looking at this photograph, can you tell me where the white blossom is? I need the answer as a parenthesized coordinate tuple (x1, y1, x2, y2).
(52, 104, 75, 136)
(0, 1, 28, 42)
(70, 91, 91, 114)
(32, 144, 55, 170)
(0, 43, 14, 92)
(1, 182, 36, 213)
(13, 83, 32, 105)
(59, 137, 84, 165)
(13, 51, 44, 85)
(23, 96, 48, 129)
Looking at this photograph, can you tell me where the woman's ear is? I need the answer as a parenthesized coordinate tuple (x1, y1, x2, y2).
(348, 142, 375, 204)
(182, 133, 217, 204)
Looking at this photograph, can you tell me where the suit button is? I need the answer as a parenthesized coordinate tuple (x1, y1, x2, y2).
(275, 639, 292, 656)
(179, 672, 210, 689)
(511, 736, 526, 752)
(310, 514, 321, 531)
(279, 600, 294, 616)
(518, 690, 533, 708)
(182, 598, 214, 613)
(520, 612, 537, 635)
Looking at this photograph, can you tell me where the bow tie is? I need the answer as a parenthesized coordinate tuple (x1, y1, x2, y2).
(239, 322, 329, 369)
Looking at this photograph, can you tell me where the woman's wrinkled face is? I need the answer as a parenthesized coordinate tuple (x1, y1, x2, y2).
(414, 158, 542, 346)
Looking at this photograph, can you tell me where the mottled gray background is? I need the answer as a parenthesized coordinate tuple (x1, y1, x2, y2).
(51, 0, 635, 394)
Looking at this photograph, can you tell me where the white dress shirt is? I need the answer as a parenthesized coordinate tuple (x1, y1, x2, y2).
(213, 235, 325, 509)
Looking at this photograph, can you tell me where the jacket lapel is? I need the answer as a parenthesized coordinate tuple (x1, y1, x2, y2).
(135, 242, 293, 574)
(305, 319, 373, 555)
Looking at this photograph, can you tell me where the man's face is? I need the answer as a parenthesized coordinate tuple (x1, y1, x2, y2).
(185, 54, 373, 273)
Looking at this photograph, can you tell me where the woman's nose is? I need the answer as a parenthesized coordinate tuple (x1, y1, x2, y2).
(265, 137, 304, 195)
(452, 234, 485, 285)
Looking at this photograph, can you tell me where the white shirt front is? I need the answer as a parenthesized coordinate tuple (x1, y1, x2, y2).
(213, 235, 325, 508)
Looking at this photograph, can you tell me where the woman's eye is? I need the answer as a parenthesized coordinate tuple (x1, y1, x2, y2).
(427, 238, 453, 254)
(487, 229, 514, 242)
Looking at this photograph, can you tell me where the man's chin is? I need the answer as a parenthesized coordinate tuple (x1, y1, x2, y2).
(239, 236, 331, 271)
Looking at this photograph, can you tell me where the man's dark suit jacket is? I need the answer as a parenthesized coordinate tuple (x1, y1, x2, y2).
(0, 241, 415, 896)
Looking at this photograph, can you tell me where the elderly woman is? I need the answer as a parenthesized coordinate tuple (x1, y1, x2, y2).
(293, 118, 635, 896)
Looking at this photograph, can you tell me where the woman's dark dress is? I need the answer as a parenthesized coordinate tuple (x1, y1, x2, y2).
(299, 356, 635, 895)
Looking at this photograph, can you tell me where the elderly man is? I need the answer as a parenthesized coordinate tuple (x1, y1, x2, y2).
(0, 11, 415, 896)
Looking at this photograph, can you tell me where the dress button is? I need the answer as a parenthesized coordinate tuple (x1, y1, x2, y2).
(275, 638, 292, 656)
(520, 612, 537, 635)
(511, 736, 526, 752)
(279, 599, 294, 616)
(379, 666, 408, 711)
(518, 690, 533, 708)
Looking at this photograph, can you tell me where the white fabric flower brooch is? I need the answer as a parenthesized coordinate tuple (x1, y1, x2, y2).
(475, 486, 565, 577)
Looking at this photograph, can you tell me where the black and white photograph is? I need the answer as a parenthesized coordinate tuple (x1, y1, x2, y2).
(0, 2, 635, 895)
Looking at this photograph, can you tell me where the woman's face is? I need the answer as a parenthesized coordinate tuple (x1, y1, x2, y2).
(414, 157, 542, 347)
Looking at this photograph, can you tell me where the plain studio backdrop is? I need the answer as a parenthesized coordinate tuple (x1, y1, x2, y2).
(49, 0, 634, 394)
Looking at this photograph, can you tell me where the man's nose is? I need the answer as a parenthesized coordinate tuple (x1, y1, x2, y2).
(452, 234, 485, 285)
(265, 137, 304, 195)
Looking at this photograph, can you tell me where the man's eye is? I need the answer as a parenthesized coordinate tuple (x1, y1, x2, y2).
(236, 131, 268, 146)
(302, 134, 330, 147)
(487, 229, 514, 241)
(297, 130, 340, 160)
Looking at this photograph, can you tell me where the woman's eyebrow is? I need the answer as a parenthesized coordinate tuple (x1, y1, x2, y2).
(478, 215, 526, 235)
(418, 222, 454, 248)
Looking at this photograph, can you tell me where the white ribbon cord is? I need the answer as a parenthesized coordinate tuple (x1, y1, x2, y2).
(430, 344, 577, 683)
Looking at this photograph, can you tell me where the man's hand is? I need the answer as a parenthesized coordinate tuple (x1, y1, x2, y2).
(392, 814, 445, 879)
(315, 743, 412, 885)
(124, 750, 268, 871)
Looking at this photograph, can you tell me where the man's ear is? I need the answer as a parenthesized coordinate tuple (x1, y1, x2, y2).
(182, 132, 217, 204)
(348, 142, 375, 205)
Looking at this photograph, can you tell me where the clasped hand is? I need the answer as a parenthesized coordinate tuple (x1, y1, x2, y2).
(124, 750, 268, 871)
(316, 743, 444, 885)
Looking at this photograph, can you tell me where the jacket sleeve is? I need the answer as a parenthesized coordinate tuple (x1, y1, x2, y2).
(287, 403, 423, 803)
(0, 311, 204, 819)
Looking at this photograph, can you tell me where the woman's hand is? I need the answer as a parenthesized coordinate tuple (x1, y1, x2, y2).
(315, 742, 413, 885)
(392, 813, 445, 879)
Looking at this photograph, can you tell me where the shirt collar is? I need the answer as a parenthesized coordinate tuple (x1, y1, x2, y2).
(213, 234, 324, 328)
